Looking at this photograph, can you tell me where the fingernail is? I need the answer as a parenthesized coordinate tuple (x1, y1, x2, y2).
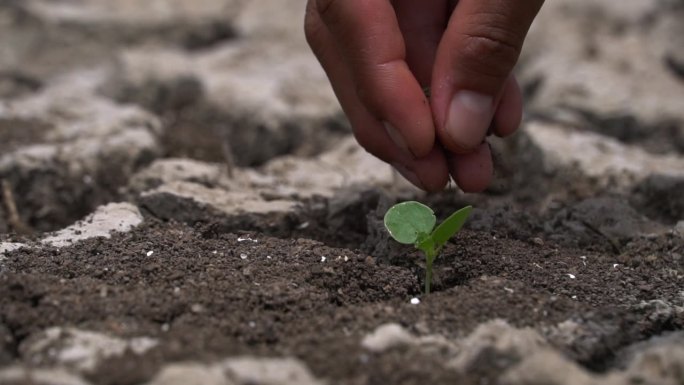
(391, 162, 425, 190)
(446, 91, 494, 151)
(384, 122, 413, 157)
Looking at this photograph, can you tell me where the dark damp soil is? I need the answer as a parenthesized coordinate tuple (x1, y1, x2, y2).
(0, 211, 681, 385)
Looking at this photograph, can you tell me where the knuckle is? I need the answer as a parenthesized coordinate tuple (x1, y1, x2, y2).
(459, 28, 522, 79)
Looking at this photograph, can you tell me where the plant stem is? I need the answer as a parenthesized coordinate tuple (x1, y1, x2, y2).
(424, 249, 436, 295)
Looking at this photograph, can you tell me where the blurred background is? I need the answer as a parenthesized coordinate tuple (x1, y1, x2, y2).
(0, 0, 683, 233)
(3, 0, 681, 155)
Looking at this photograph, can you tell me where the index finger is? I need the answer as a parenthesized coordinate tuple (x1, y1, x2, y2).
(315, 0, 436, 158)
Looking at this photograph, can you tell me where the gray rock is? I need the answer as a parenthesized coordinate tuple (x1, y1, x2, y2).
(0, 0, 242, 78)
(448, 320, 548, 373)
(41, 202, 144, 247)
(500, 350, 594, 385)
(0, 242, 25, 256)
(145, 356, 324, 385)
(0, 366, 92, 385)
(103, 4, 345, 166)
(551, 197, 666, 246)
(675, 221, 684, 237)
(128, 158, 225, 193)
(544, 319, 623, 365)
(361, 323, 416, 353)
(222, 357, 324, 385)
(613, 332, 684, 370)
(139, 181, 297, 223)
(146, 363, 233, 385)
(633, 299, 684, 328)
(20, 327, 158, 374)
(136, 137, 412, 223)
(521, 0, 684, 130)
(520, 121, 684, 191)
(503, 332, 684, 385)
(618, 335, 684, 385)
(0, 79, 160, 231)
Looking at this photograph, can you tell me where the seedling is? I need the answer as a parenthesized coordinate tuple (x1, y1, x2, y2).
(384, 201, 472, 295)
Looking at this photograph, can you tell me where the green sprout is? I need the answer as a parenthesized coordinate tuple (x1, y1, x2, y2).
(384, 201, 472, 295)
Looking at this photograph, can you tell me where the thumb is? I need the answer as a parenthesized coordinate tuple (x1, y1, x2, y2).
(431, 0, 543, 153)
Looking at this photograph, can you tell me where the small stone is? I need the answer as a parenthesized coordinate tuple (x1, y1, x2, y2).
(567, 274, 576, 279)
(361, 324, 415, 353)
(675, 221, 684, 237)
(146, 251, 154, 257)
(410, 298, 421, 305)
(240, 253, 248, 260)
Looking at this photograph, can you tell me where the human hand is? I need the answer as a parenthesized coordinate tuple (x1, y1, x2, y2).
(305, 0, 544, 192)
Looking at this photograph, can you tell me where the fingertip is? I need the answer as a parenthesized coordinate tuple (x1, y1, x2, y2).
(413, 147, 450, 192)
(391, 146, 449, 192)
(449, 142, 493, 193)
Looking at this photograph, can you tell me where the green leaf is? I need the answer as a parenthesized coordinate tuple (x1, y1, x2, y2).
(384, 201, 436, 244)
(431, 205, 472, 249)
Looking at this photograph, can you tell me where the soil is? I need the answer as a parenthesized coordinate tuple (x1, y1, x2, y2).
(1, 1, 683, 384)
(1, 194, 683, 385)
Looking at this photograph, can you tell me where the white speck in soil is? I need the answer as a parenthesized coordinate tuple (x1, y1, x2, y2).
(161, 324, 170, 332)
(146, 250, 154, 257)
(410, 297, 420, 305)
(504, 287, 514, 293)
(297, 221, 310, 229)
(266, 255, 272, 259)
(534, 263, 543, 269)
(567, 274, 576, 279)
(580, 256, 587, 266)
(248, 321, 256, 328)
(240, 253, 248, 260)
(613, 264, 619, 268)
(173, 287, 181, 294)
(344, 256, 349, 262)
(321, 256, 327, 263)
(212, 250, 218, 254)
(572, 295, 578, 300)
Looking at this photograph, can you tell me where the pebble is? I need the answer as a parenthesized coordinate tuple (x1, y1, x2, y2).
(410, 298, 420, 305)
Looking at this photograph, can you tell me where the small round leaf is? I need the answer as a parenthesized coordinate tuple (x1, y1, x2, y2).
(383, 201, 436, 244)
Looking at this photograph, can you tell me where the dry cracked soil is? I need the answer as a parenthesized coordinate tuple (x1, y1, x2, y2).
(0, 1, 683, 385)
